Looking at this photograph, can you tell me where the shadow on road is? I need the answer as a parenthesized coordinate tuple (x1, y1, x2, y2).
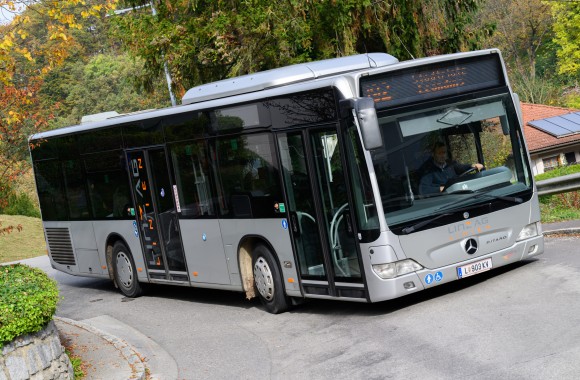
(54, 257, 539, 316)
(290, 259, 539, 317)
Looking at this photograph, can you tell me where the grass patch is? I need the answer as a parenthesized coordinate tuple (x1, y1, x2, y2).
(535, 165, 580, 223)
(0, 215, 46, 264)
(65, 348, 86, 379)
(535, 164, 580, 181)
(539, 192, 580, 223)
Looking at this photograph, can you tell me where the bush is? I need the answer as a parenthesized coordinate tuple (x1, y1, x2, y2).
(0, 180, 40, 218)
(2, 192, 41, 218)
(0, 264, 59, 348)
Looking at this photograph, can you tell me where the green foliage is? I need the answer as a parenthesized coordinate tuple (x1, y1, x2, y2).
(1, 192, 41, 218)
(535, 164, 580, 181)
(552, 1, 580, 78)
(510, 69, 561, 106)
(536, 165, 580, 223)
(66, 349, 85, 379)
(567, 96, 580, 109)
(0, 180, 40, 218)
(45, 53, 169, 129)
(113, 0, 486, 94)
(539, 192, 580, 223)
(0, 264, 59, 348)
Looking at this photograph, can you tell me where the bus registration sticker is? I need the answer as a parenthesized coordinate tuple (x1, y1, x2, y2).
(457, 258, 492, 279)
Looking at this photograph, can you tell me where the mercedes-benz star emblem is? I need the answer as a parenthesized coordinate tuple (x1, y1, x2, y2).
(464, 238, 478, 254)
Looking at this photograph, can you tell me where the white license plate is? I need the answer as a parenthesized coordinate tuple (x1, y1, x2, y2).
(457, 258, 493, 279)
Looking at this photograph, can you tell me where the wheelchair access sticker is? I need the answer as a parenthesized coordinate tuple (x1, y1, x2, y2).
(425, 271, 443, 285)
(281, 219, 288, 230)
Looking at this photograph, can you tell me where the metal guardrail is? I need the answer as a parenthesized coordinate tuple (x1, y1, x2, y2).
(536, 173, 580, 196)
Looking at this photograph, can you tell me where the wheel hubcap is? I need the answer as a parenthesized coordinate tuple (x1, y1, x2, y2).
(116, 251, 133, 288)
(254, 257, 274, 301)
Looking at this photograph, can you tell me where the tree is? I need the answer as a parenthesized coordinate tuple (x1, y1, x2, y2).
(551, 1, 580, 108)
(0, 0, 119, 207)
(552, 1, 580, 78)
(47, 53, 170, 129)
(112, 0, 487, 97)
(476, 0, 557, 104)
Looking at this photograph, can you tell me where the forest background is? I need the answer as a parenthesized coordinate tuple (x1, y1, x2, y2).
(0, 0, 579, 219)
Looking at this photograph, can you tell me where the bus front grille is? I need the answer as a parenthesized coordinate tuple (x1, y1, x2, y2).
(45, 227, 76, 265)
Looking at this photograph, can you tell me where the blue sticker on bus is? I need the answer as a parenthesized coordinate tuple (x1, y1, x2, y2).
(435, 271, 443, 282)
(202, 233, 207, 241)
(425, 274, 434, 285)
(281, 219, 288, 230)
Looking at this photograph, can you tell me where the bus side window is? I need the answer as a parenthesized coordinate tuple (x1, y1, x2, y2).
(170, 142, 216, 218)
(214, 133, 282, 218)
(84, 151, 132, 219)
(34, 160, 68, 221)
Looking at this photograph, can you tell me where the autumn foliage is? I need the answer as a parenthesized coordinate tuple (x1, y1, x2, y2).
(0, 0, 119, 210)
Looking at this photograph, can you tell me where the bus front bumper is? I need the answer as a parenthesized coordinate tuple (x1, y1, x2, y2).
(367, 235, 544, 303)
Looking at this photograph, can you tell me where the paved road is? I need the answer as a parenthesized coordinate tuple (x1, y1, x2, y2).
(28, 235, 580, 379)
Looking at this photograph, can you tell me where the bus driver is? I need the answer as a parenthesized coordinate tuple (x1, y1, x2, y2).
(419, 142, 484, 195)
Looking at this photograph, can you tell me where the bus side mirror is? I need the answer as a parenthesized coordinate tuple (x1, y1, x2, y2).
(342, 98, 383, 150)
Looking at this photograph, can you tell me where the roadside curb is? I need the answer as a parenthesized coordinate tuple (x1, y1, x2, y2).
(54, 316, 147, 380)
(544, 228, 580, 236)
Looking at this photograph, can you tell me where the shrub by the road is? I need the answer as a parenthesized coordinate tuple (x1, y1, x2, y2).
(0, 264, 58, 347)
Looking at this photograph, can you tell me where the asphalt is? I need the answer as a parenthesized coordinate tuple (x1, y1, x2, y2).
(39, 219, 580, 379)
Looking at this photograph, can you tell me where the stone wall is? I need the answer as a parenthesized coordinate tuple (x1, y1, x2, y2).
(0, 321, 73, 380)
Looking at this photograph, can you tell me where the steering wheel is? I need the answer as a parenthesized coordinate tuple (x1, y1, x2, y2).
(458, 166, 480, 177)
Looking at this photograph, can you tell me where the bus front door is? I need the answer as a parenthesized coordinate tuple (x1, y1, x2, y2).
(278, 128, 364, 298)
(127, 149, 189, 282)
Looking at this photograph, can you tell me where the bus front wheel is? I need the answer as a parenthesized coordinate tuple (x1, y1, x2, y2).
(253, 245, 289, 314)
(112, 242, 143, 298)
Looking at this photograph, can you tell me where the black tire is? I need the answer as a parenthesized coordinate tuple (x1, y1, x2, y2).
(112, 241, 143, 298)
(252, 244, 289, 314)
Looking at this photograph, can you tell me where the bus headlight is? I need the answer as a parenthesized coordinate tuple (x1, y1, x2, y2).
(372, 259, 423, 279)
(517, 222, 539, 241)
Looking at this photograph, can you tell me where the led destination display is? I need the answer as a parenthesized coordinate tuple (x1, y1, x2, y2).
(360, 54, 505, 109)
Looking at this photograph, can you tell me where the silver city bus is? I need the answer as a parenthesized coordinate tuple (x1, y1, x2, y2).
(30, 49, 543, 313)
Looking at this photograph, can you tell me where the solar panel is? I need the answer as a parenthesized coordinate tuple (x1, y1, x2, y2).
(546, 116, 580, 133)
(529, 119, 573, 137)
(529, 111, 580, 137)
(561, 112, 580, 126)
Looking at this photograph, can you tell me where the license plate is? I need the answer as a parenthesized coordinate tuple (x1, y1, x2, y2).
(457, 258, 492, 279)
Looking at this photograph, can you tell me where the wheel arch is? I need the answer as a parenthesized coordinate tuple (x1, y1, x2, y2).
(105, 233, 132, 287)
(237, 235, 282, 300)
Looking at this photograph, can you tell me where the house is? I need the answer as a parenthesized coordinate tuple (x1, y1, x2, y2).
(521, 102, 580, 175)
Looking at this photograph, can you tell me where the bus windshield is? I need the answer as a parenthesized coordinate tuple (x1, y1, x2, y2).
(370, 94, 532, 230)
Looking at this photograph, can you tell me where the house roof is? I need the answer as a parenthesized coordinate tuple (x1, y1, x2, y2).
(521, 102, 580, 153)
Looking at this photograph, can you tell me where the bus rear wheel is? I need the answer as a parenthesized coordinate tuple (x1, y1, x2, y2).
(253, 244, 289, 314)
(112, 242, 143, 298)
